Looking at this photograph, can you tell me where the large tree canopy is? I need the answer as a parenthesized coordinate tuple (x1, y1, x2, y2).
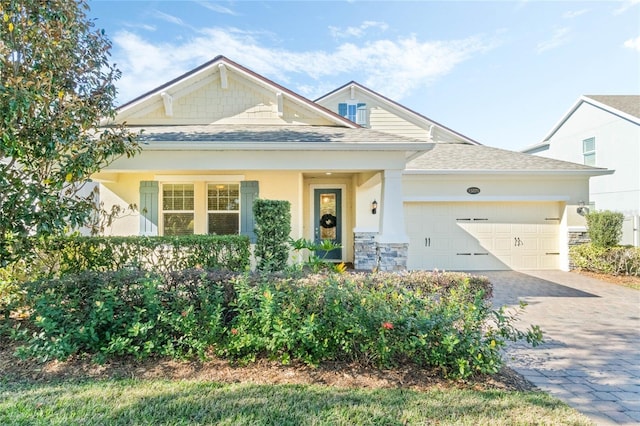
(0, 0, 139, 265)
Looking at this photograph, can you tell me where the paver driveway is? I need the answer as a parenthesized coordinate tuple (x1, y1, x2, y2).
(485, 271, 640, 425)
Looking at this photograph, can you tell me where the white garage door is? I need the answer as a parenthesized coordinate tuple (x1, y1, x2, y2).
(405, 202, 561, 271)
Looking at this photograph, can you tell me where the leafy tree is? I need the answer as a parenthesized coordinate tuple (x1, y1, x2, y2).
(0, 0, 139, 266)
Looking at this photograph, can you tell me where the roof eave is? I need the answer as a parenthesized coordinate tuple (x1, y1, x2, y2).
(542, 95, 640, 143)
(403, 169, 614, 176)
(140, 141, 434, 152)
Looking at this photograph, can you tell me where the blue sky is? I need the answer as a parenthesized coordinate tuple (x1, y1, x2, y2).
(88, 0, 639, 150)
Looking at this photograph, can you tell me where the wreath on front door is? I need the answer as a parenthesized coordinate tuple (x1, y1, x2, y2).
(320, 214, 337, 229)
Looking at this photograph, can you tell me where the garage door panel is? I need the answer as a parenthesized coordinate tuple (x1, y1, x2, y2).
(405, 202, 561, 271)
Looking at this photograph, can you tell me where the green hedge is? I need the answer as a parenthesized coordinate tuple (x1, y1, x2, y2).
(5, 269, 541, 379)
(31, 235, 251, 278)
(570, 243, 640, 276)
(254, 199, 291, 272)
(586, 210, 624, 247)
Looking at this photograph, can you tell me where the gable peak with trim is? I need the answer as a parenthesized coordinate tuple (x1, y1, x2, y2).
(110, 55, 357, 129)
(522, 94, 640, 153)
(315, 80, 480, 145)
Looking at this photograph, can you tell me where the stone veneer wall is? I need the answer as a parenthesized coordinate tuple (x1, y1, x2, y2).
(353, 232, 378, 271)
(353, 232, 408, 272)
(568, 230, 590, 246)
(568, 229, 590, 270)
(377, 242, 408, 272)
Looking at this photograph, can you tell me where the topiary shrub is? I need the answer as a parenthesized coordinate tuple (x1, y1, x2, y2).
(586, 210, 624, 248)
(253, 199, 291, 272)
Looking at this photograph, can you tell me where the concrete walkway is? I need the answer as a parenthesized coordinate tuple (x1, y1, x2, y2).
(485, 271, 640, 425)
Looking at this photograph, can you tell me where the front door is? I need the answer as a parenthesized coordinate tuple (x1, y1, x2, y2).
(313, 188, 342, 260)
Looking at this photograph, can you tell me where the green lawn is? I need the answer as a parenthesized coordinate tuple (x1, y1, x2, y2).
(0, 379, 593, 426)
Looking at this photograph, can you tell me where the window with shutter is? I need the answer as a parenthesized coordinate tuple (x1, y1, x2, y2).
(338, 102, 368, 126)
(207, 183, 240, 235)
(162, 183, 194, 236)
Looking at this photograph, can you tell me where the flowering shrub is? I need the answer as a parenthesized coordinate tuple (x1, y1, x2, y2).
(6, 269, 541, 379)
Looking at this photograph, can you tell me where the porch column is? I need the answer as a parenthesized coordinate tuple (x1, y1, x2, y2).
(377, 169, 408, 271)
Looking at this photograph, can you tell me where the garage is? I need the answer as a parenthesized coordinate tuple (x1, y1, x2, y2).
(405, 201, 561, 271)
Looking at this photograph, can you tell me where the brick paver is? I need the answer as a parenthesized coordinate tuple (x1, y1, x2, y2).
(485, 271, 640, 426)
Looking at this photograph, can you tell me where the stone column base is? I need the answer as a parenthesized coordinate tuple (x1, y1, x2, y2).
(354, 232, 378, 271)
(377, 242, 408, 272)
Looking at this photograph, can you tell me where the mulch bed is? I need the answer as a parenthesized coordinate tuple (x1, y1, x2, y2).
(0, 342, 536, 392)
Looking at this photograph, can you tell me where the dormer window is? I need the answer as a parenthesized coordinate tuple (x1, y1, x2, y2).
(338, 102, 368, 126)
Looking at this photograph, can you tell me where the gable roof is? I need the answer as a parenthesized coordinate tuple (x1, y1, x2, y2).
(111, 55, 358, 128)
(522, 94, 640, 153)
(315, 81, 481, 145)
(408, 143, 612, 175)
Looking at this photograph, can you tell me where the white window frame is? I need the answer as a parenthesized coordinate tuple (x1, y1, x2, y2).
(582, 137, 596, 166)
(340, 102, 368, 126)
(161, 182, 195, 236)
(207, 183, 240, 236)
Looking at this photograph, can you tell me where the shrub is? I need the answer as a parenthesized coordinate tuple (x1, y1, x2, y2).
(9, 269, 541, 379)
(223, 271, 538, 378)
(570, 244, 640, 276)
(254, 199, 291, 272)
(586, 210, 624, 248)
(12, 269, 231, 362)
(15, 235, 250, 281)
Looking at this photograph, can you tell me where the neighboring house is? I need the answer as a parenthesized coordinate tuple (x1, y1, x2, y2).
(94, 56, 610, 271)
(523, 95, 640, 246)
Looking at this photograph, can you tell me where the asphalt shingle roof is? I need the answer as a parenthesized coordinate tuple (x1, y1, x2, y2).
(407, 143, 606, 172)
(586, 95, 640, 119)
(132, 124, 426, 145)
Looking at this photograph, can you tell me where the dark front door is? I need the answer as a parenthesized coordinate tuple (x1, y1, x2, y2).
(314, 188, 342, 260)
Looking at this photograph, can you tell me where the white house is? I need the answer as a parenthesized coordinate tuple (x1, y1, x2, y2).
(523, 95, 640, 246)
(94, 56, 610, 271)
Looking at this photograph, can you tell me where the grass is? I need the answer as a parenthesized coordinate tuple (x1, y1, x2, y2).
(0, 379, 594, 426)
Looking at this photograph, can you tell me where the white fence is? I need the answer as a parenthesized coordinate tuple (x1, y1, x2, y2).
(621, 215, 640, 247)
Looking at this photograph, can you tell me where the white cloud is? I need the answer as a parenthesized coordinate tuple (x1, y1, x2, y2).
(111, 28, 495, 103)
(151, 10, 186, 27)
(613, 0, 640, 15)
(196, 1, 238, 16)
(123, 22, 157, 32)
(624, 36, 640, 52)
(563, 9, 589, 19)
(536, 27, 571, 53)
(329, 21, 389, 39)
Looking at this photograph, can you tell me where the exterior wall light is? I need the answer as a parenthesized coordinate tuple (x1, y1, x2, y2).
(371, 199, 378, 215)
(577, 200, 589, 216)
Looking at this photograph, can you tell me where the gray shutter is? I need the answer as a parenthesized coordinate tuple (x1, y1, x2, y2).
(338, 103, 347, 117)
(240, 181, 259, 243)
(356, 103, 367, 126)
(139, 181, 159, 236)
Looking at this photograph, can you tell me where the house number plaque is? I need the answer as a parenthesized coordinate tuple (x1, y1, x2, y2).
(466, 187, 481, 195)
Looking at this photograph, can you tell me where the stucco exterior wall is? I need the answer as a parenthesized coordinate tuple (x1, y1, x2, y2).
(403, 174, 588, 208)
(96, 171, 306, 241)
